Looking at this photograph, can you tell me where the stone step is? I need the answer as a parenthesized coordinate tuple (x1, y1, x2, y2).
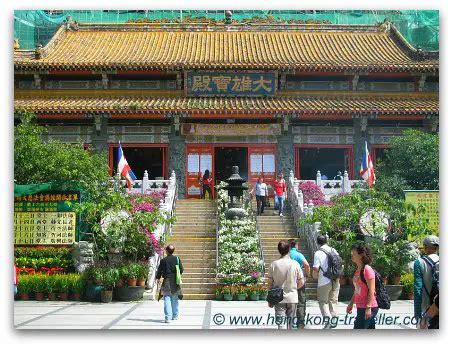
(173, 248, 216, 256)
(182, 293, 216, 300)
(179, 259, 217, 266)
(182, 268, 217, 274)
(180, 287, 216, 294)
(182, 273, 217, 279)
(167, 244, 216, 250)
(178, 252, 216, 261)
(173, 222, 217, 227)
(181, 282, 217, 289)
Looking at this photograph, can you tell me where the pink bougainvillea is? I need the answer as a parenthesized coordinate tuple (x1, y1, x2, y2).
(298, 181, 328, 206)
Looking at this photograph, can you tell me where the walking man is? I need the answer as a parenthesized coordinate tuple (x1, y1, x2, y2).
(289, 239, 310, 329)
(267, 240, 304, 329)
(156, 245, 184, 323)
(414, 235, 439, 328)
(273, 173, 287, 217)
(312, 235, 341, 328)
(249, 177, 268, 216)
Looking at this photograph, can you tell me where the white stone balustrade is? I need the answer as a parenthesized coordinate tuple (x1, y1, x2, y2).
(288, 170, 362, 258)
(114, 170, 178, 300)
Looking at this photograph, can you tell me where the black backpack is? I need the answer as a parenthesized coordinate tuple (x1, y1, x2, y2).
(360, 267, 391, 310)
(320, 247, 344, 280)
(421, 255, 439, 305)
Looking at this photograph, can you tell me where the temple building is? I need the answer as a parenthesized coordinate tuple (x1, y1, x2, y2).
(14, 18, 439, 198)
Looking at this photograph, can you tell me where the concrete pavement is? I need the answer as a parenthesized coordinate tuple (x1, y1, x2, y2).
(14, 300, 417, 330)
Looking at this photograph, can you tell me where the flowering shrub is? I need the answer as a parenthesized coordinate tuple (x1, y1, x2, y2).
(216, 185, 264, 285)
(298, 181, 328, 206)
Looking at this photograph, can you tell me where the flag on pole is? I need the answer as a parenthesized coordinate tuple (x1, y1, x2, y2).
(360, 141, 376, 187)
(117, 142, 137, 189)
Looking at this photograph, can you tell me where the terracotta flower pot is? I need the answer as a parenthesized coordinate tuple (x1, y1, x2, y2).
(347, 277, 354, 286)
(47, 293, 57, 301)
(382, 277, 389, 285)
(406, 292, 414, 300)
(339, 276, 348, 286)
(73, 293, 82, 301)
(127, 278, 137, 287)
(19, 293, 30, 300)
(59, 293, 68, 301)
(136, 279, 146, 287)
(35, 292, 45, 301)
(116, 278, 125, 288)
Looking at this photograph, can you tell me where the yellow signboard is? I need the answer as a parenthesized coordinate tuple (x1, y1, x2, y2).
(14, 212, 76, 245)
(405, 190, 439, 233)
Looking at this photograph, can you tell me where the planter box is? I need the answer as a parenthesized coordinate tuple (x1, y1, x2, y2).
(339, 285, 403, 302)
(113, 286, 145, 302)
(84, 283, 104, 302)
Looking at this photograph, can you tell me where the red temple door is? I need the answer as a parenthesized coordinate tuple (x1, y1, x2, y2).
(248, 145, 277, 195)
(186, 145, 214, 198)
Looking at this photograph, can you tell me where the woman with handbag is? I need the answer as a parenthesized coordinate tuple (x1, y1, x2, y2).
(156, 245, 184, 323)
(267, 240, 304, 329)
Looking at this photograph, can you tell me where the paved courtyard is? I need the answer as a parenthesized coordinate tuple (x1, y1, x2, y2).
(14, 300, 417, 330)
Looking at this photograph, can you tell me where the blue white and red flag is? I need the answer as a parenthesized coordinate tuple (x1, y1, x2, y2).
(117, 142, 137, 189)
(360, 141, 376, 187)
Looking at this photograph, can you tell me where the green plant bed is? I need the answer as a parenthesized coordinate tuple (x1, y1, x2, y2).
(223, 293, 233, 301)
(236, 293, 247, 301)
(215, 293, 223, 301)
(249, 293, 260, 301)
(113, 286, 145, 301)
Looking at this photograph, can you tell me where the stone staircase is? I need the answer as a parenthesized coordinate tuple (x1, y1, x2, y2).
(255, 204, 318, 299)
(166, 199, 217, 300)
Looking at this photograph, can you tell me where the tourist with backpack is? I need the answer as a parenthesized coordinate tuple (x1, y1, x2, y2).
(312, 235, 342, 328)
(413, 235, 439, 328)
(347, 244, 380, 329)
(156, 245, 184, 323)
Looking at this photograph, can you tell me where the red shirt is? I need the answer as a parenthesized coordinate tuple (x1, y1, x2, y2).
(274, 179, 286, 196)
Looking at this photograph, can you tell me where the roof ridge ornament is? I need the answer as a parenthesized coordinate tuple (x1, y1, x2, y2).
(378, 18, 392, 33)
(64, 16, 79, 31)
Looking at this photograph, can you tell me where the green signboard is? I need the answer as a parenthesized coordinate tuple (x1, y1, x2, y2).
(405, 190, 439, 233)
(14, 191, 80, 245)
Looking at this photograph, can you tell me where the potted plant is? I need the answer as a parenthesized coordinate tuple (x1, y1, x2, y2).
(17, 275, 31, 300)
(68, 274, 84, 301)
(55, 274, 69, 300)
(222, 286, 233, 301)
(101, 268, 119, 303)
(46, 275, 57, 300)
(214, 286, 223, 301)
(32, 274, 46, 301)
(116, 265, 127, 288)
(93, 268, 103, 286)
(236, 286, 247, 301)
(258, 284, 268, 301)
(136, 263, 149, 287)
(126, 263, 140, 287)
(248, 285, 260, 301)
(401, 272, 414, 300)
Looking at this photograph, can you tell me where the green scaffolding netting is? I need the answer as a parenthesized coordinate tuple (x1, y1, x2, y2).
(14, 10, 439, 51)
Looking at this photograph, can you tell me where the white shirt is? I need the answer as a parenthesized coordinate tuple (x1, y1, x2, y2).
(255, 182, 268, 197)
(313, 244, 338, 287)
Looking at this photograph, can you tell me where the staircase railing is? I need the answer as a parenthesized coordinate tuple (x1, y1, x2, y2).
(248, 194, 266, 278)
(145, 170, 178, 300)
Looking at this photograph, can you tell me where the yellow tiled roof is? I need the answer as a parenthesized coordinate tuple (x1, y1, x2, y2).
(14, 23, 438, 73)
(14, 94, 438, 116)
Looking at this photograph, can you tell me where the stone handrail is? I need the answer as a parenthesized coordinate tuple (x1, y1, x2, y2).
(288, 170, 362, 258)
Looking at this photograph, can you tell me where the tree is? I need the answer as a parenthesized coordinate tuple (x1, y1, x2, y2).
(14, 111, 110, 200)
(375, 129, 439, 198)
